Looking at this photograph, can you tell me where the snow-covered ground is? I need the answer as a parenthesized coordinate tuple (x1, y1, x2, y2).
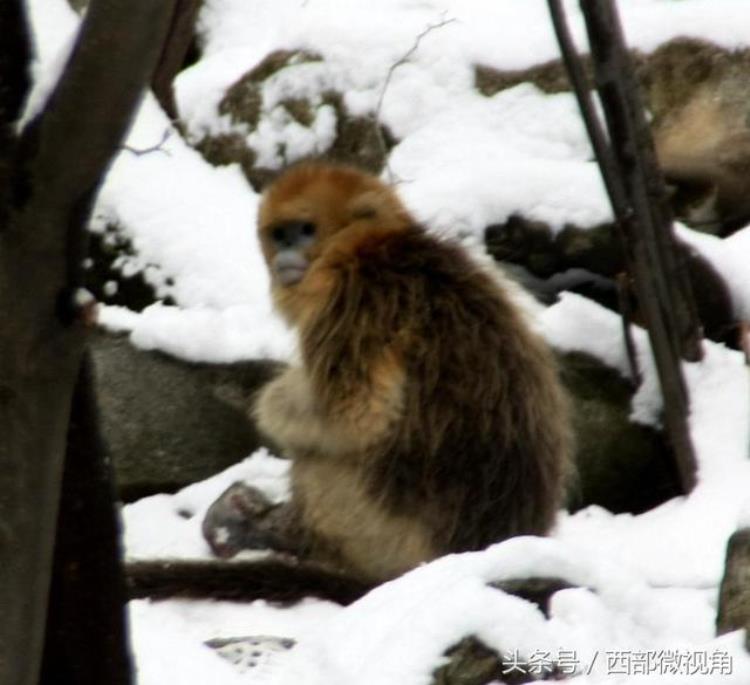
(26, 0, 750, 682)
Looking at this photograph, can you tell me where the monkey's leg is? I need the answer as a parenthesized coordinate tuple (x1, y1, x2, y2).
(202, 482, 308, 559)
(291, 459, 437, 582)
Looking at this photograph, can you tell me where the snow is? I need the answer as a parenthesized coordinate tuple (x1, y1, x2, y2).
(25, 0, 750, 682)
(99, 301, 294, 363)
(544, 294, 750, 587)
(677, 225, 750, 321)
(21, 0, 79, 125)
(389, 84, 611, 233)
(123, 295, 750, 681)
(268, 539, 750, 685)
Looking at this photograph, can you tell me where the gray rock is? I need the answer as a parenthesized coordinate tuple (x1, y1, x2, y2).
(433, 638, 505, 685)
(489, 577, 577, 618)
(205, 635, 295, 676)
(716, 528, 750, 649)
(91, 333, 280, 501)
(559, 352, 681, 514)
(433, 578, 581, 684)
(487, 217, 737, 348)
(476, 38, 750, 236)
(93, 332, 684, 516)
(433, 634, 564, 685)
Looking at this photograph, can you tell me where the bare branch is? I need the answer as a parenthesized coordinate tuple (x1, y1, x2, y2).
(373, 15, 456, 182)
(547, 0, 700, 493)
(122, 127, 172, 157)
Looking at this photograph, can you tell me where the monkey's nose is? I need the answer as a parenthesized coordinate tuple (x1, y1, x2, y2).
(273, 250, 309, 286)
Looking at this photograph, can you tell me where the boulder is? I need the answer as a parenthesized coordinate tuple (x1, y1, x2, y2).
(433, 637, 506, 685)
(475, 38, 750, 236)
(559, 352, 681, 514)
(91, 333, 280, 501)
(93, 330, 683, 514)
(193, 49, 394, 190)
(716, 527, 750, 649)
(486, 217, 737, 348)
(431, 578, 580, 684)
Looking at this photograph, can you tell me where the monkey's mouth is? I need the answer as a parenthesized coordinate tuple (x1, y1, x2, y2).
(274, 252, 309, 286)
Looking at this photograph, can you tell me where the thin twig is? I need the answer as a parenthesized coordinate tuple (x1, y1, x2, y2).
(122, 127, 172, 156)
(374, 15, 456, 182)
(548, 0, 644, 386)
(546, 0, 629, 219)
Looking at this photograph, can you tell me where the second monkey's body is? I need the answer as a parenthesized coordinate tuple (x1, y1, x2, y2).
(255, 163, 572, 583)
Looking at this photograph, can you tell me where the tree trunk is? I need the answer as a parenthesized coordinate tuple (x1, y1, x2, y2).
(0, 1, 176, 684)
(152, 0, 203, 122)
(40, 353, 134, 685)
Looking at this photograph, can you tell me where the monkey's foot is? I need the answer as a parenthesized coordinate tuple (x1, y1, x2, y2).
(202, 482, 303, 558)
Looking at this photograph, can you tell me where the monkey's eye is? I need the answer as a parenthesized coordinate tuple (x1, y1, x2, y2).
(269, 220, 317, 247)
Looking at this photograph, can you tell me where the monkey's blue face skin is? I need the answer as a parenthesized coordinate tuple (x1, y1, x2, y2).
(268, 220, 317, 285)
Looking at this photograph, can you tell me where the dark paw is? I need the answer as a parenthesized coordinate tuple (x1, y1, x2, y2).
(202, 482, 302, 558)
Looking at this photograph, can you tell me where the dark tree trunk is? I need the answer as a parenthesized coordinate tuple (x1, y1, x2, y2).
(0, 0, 31, 227)
(0, 2, 177, 684)
(40, 353, 134, 685)
(152, 0, 203, 122)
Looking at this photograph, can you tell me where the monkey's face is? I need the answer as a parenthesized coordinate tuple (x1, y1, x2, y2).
(262, 219, 318, 287)
(257, 162, 410, 290)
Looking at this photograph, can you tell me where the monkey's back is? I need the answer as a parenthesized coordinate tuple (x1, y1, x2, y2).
(304, 224, 572, 562)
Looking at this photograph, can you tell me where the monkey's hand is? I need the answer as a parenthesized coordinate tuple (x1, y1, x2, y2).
(202, 482, 305, 558)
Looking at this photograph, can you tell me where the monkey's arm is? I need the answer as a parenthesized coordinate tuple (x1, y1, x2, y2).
(254, 356, 404, 456)
(254, 367, 325, 452)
